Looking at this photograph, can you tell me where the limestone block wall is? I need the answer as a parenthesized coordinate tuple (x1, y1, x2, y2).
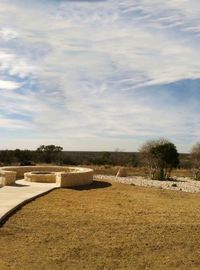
(0, 176, 6, 187)
(0, 166, 72, 179)
(0, 166, 93, 187)
(0, 171, 16, 185)
(57, 169, 93, 187)
(24, 172, 56, 183)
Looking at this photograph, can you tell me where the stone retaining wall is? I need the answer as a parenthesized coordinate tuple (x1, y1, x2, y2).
(0, 166, 93, 187)
(0, 171, 16, 185)
(57, 170, 93, 187)
(0, 166, 73, 179)
(0, 176, 6, 187)
(24, 172, 57, 183)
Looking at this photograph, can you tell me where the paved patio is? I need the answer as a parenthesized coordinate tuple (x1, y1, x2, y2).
(0, 180, 58, 224)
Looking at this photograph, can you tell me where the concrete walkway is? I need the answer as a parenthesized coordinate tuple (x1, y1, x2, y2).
(0, 180, 58, 225)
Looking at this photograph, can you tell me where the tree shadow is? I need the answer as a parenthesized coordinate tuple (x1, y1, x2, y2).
(158, 178, 186, 183)
(66, 180, 112, 191)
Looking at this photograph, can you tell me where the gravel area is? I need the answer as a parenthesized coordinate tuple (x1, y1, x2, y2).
(95, 174, 200, 193)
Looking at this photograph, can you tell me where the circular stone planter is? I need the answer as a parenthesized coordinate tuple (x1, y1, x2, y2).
(24, 171, 57, 183)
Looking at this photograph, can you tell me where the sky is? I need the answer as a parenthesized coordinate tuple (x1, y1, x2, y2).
(0, 0, 200, 152)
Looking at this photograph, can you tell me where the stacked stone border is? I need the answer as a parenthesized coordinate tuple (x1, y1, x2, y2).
(0, 166, 93, 187)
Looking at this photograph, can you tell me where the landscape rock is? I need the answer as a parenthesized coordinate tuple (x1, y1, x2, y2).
(95, 175, 200, 193)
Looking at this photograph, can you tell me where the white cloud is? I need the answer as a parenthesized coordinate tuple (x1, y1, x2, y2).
(0, 79, 20, 90)
(0, 116, 31, 129)
(0, 51, 37, 79)
(0, 27, 18, 41)
(0, 0, 199, 151)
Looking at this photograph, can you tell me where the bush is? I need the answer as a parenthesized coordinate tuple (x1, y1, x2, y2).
(139, 138, 179, 180)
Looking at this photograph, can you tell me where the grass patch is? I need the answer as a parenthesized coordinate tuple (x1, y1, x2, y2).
(1, 180, 200, 269)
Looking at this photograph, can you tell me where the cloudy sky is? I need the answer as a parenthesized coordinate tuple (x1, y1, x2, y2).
(0, 0, 199, 152)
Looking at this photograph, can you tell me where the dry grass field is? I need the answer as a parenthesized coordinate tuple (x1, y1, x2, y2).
(1, 180, 200, 270)
(88, 165, 193, 178)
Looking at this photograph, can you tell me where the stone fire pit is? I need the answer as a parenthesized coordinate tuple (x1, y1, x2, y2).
(0, 166, 93, 187)
(24, 171, 57, 183)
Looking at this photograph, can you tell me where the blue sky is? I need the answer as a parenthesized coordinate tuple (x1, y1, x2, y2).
(0, 0, 200, 152)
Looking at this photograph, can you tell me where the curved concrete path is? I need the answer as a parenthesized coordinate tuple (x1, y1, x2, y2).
(0, 180, 58, 225)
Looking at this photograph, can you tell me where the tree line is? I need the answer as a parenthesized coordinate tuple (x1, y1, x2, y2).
(0, 145, 139, 167)
(0, 141, 200, 180)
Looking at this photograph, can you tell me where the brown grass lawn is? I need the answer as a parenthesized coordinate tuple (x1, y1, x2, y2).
(1, 180, 200, 270)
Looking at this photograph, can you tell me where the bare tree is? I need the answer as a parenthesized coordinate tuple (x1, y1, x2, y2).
(191, 143, 200, 180)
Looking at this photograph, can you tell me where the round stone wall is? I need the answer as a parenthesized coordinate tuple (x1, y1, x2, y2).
(24, 172, 57, 183)
(0, 166, 93, 187)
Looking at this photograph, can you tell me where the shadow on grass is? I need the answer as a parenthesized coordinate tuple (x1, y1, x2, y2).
(67, 180, 112, 191)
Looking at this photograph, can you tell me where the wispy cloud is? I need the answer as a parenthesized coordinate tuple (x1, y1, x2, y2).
(0, 80, 20, 90)
(0, 0, 199, 151)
